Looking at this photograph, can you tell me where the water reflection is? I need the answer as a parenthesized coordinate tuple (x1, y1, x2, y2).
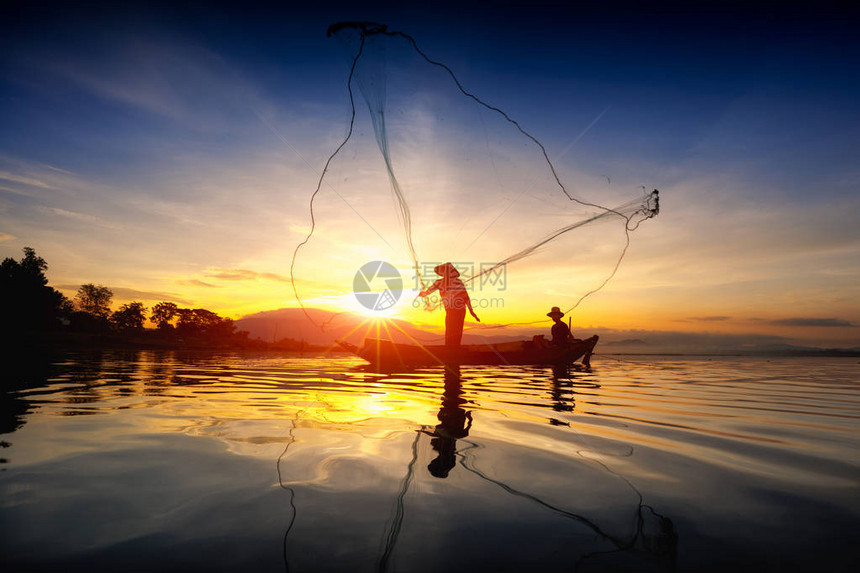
(1, 352, 857, 572)
(456, 442, 679, 571)
(446, 365, 678, 571)
(548, 363, 578, 427)
(1, 349, 59, 463)
(373, 364, 677, 571)
(0, 390, 32, 437)
(277, 413, 301, 573)
(423, 365, 473, 478)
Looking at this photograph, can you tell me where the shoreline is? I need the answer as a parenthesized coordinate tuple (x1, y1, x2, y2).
(6, 333, 859, 359)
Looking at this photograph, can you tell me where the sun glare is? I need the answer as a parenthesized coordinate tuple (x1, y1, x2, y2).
(347, 292, 403, 320)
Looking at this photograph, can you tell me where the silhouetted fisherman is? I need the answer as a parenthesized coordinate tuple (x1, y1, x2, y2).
(547, 306, 573, 346)
(419, 262, 480, 348)
(424, 365, 472, 478)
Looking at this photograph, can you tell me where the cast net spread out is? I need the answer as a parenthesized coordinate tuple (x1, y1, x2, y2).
(290, 22, 659, 333)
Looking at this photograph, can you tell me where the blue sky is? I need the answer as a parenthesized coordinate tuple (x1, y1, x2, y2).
(1, 1, 858, 347)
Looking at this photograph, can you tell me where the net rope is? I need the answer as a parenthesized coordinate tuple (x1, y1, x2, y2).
(290, 22, 659, 332)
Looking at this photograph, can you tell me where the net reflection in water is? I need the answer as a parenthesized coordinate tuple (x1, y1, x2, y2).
(0, 352, 857, 572)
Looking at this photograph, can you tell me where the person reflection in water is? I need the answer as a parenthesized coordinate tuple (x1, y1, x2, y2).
(423, 365, 472, 478)
(550, 364, 575, 414)
(418, 262, 479, 348)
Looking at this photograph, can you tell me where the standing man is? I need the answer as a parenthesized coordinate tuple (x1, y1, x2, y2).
(419, 262, 480, 348)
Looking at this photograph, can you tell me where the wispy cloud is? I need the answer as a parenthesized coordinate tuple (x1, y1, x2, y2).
(766, 318, 855, 328)
(0, 232, 15, 242)
(0, 159, 81, 201)
(686, 316, 732, 322)
(0, 170, 58, 190)
(38, 206, 122, 230)
(110, 288, 192, 305)
(37, 36, 263, 133)
(177, 279, 220, 288)
(0, 185, 36, 198)
(204, 268, 291, 283)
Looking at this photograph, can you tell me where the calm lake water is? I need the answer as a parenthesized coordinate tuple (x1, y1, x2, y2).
(1, 351, 858, 572)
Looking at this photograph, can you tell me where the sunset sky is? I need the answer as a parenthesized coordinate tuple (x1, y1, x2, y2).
(2, 2, 858, 348)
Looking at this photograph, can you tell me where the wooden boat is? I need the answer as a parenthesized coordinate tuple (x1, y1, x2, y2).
(337, 335, 598, 370)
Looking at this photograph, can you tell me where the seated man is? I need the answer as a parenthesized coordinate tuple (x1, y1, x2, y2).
(547, 306, 572, 346)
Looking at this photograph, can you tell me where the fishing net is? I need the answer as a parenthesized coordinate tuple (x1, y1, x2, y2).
(291, 22, 658, 331)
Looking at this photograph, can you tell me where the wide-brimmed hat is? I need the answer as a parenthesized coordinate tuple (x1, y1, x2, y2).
(434, 262, 460, 278)
(547, 306, 564, 319)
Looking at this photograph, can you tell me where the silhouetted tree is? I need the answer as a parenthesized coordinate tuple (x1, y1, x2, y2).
(75, 284, 113, 318)
(175, 308, 217, 336)
(208, 317, 237, 340)
(111, 302, 147, 331)
(0, 247, 71, 332)
(150, 301, 179, 330)
(167, 307, 236, 342)
(0, 248, 253, 348)
(1, 247, 47, 291)
(17, 247, 47, 285)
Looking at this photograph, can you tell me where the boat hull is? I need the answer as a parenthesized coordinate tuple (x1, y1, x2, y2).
(338, 336, 598, 370)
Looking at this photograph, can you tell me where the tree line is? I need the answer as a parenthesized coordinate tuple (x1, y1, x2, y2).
(1, 247, 257, 348)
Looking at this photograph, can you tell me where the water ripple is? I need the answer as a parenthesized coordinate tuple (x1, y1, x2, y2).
(2, 351, 858, 572)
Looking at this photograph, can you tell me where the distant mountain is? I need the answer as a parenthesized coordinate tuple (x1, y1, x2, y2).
(235, 309, 860, 356)
(742, 344, 860, 357)
(235, 308, 425, 346)
(604, 338, 648, 347)
(234, 308, 523, 347)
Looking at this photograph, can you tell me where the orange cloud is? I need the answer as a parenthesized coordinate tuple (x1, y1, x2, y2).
(204, 268, 290, 282)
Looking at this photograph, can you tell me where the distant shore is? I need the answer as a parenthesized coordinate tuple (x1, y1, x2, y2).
(599, 350, 860, 358)
(7, 331, 331, 354)
(8, 331, 859, 358)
